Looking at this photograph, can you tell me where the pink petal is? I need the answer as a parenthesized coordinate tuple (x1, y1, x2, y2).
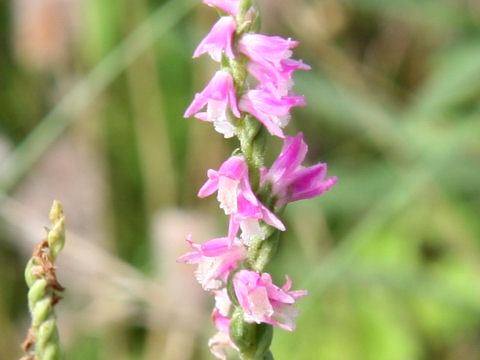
(227, 216, 240, 244)
(184, 70, 240, 120)
(177, 235, 201, 263)
(268, 133, 308, 184)
(240, 176, 260, 205)
(212, 308, 231, 334)
(289, 165, 337, 202)
(289, 290, 308, 300)
(261, 316, 294, 331)
(239, 89, 305, 138)
(176, 251, 202, 264)
(203, 0, 240, 16)
(201, 237, 231, 256)
(239, 34, 299, 69)
(281, 275, 292, 292)
(198, 170, 219, 198)
(194, 112, 209, 122)
(193, 17, 237, 61)
(234, 272, 253, 312)
(218, 156, 246, 180)
(260, 205, 285, 231)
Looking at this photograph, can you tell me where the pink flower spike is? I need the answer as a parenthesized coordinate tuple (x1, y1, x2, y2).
(193, 17, 237, 62)
(177, 235, 246, 290)
(239, 89, 306, 138)
(184, 70, 240, 138)
(233, 270, 307, 331)
(203, 0, 240, 16)
(263, 132, 337, 206)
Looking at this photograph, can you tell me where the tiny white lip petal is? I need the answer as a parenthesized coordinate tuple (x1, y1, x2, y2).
(240, 218, 264, 244)
(217, 176, 239, 214)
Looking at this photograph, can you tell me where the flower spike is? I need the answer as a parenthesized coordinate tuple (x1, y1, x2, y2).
(181, 1, 336, 358)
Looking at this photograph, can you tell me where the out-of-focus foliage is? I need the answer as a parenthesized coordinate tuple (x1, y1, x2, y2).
(0, 0, 479, 359)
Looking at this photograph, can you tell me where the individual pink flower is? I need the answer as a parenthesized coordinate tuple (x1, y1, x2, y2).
(227, 190, 285, 245)
(248, 58, 311, 98)
(262, 132, 338, 207)
(177, 234, 246, 290)
(233, 270, 308, 331)
(239, 34, 298, 66)
(209, 289, 238, 360)
(198, 156, 285, 243)
(184, 70, 240, 138)
(198, 156, 246, 215)
(203, 0, 240, 16)
(239, 34, 300, 73)
(193, 16, 237, 62)
(239, 88, 306, 138)
(239, 33, 310, 97)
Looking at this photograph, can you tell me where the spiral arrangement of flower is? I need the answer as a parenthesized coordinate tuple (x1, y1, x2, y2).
(179, 1, 337, 359)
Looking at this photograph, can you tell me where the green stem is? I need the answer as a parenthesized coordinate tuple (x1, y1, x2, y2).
(237, 0, 253, 25)
(238, 115, 266, 191)
(248, 230, 280, 273)
(226, 1, 282, 359)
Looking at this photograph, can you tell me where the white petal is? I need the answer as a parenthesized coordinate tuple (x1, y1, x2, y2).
(246, 287, 274, 323)
(207, 99, 228, 123)
(215, 290, 232, 317)
(217, 177, 239, 214)
(240, 219, 264, 245)
(274, 114, 291, 128)
(274, 303, 299, 330)
(195, 257, 222, 290)
(214, 119, 236, 138)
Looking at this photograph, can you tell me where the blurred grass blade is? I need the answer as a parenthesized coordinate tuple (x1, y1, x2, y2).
(0, 0, 198, 194)
(405, 41, 480, 122)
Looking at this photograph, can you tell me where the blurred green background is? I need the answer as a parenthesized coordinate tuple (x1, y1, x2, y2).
(1, 0, 480, 359)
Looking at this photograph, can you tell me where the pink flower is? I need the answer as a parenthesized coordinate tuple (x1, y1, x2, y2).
(198, 156, 246, 215)
(239, 33, 310, 97)
(227, 191, 285, 245)
(184, 70, 240, 138)
(248, 58, 310, 98)
(239, 34, 298, 68)
(209, 289, 238, 360)
(203, 0, 240, 16)
(263, 133, 338, 207)
(233, 270, 308, 331)
(193, 17, 237, 62)
(239, 89, 306, 138)
(198, 156, 285, 243)
(177, 235, 246, 290)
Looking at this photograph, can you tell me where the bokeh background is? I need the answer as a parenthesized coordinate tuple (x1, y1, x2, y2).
(1, 0, 480, 359)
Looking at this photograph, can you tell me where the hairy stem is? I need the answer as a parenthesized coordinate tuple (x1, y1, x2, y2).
(226, 1, 282, 359)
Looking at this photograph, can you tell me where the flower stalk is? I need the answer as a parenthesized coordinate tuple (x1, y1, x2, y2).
(180, 1, 337, 358)
(21, 201, 66, 360)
